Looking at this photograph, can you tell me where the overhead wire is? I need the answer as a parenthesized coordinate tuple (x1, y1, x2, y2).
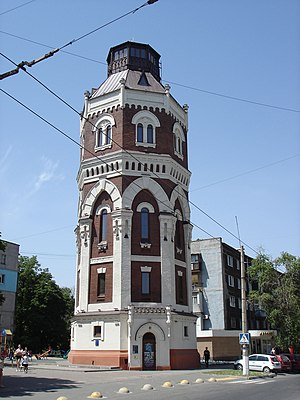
(1, 87, 215, 242)
(1, 28, 299, 113)
(191, 154, 300, 192)
(1, 52, 256, 249)
(0, 0, 158, 79)
(0, 0, 36, 16)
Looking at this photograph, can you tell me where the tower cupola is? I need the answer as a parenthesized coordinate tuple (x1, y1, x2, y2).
(107, 41, 161, 82)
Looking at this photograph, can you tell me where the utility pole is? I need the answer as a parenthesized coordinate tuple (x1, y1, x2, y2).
(240, 245, 249, 375)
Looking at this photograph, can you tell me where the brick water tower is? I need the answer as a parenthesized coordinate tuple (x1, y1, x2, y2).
(69, 41, 199, 370)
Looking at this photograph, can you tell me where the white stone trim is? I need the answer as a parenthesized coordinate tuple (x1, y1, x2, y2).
(122, 177, 171, 213)
(136, 202, 155, 213)
(140, 266, 152, 272)
(97, 267, 106, 274)
(81, 179, 121, 217)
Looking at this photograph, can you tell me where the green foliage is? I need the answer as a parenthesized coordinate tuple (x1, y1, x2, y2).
(14, 255, 74, 353)
(249, 251, 300, 351)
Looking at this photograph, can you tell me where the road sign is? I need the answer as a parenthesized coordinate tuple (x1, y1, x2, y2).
(239, 333, 250, 344)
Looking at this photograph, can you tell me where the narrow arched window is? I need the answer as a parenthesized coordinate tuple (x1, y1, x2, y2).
(98, 128, 103, 146)
(147, 124, 153, 143)
(137, 123, 143, 142)
(100, 209, 108, 242)
(141, 207, 149, 243)
(106, 125, 112, 145)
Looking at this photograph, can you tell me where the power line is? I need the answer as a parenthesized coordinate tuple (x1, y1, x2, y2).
(163, 80, 300, 114)
(1, 30, 299, 113)
(0, 87, 257, 254)
(191, 154, 300, 192)
(0, 30, 106, 65)
(12, 225, 75, 241)
(0, 0, 158, 80)
(0, 0, 36, 16)
(0, 88, 215, 240)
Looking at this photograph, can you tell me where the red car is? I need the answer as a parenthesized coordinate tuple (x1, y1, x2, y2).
(281, 353, 300, 372)
(277, 354, 292, 372)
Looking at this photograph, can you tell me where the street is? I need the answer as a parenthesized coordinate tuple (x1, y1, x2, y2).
(0, 360, 299, 400)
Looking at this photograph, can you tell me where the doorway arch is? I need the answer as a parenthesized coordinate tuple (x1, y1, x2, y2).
(142, 332, 156, 370)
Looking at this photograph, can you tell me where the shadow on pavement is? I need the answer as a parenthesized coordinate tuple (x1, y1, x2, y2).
(0, 375, 80, 398)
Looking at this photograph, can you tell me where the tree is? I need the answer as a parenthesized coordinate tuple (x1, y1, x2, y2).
(248, 251, 300, 351)
(14, 255, 74, 353)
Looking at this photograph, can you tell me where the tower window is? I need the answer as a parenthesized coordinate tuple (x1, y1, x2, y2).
(141, 272, 150, 295)
(99, 209, 108, 247)
(137, 123, 143, 142)
(141, 207, 149, 243)
(94, 114, 115, 151)
(173, 122, 185, 160)
(147, 125, 153, 143)
(97, 273, 106, 297)
(132, 110, 160, 148)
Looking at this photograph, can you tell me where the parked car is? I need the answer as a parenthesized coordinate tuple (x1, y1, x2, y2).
(234, 354, 281, 373)
(281, 353, 300, 372)
(276, 354, 292, 372)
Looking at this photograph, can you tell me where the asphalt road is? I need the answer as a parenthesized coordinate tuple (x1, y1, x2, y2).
(1, 360, 299, 400)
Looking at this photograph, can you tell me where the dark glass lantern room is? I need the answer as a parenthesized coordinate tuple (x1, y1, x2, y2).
(107, 41, 161, 82)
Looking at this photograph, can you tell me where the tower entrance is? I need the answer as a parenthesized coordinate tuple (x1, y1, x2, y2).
(142, 332, 156, 370)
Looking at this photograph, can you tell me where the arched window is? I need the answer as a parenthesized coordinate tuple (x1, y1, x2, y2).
(147, 124, 153, 143)
(94, 114, 115, 150)
(137, 123, 143, 142)
(98, 128, 103, 147)
(100, 209, 108, 242)
(132, 110, 160, 147)
(173, 122, 185, 160)
(141, 207, 149, 243)
(106, 125, 112, 145)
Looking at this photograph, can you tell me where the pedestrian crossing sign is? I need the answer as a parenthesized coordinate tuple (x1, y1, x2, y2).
(239, 333, 250, 344)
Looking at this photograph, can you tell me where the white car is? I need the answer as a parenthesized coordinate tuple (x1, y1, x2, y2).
(234, 354, 281, 373)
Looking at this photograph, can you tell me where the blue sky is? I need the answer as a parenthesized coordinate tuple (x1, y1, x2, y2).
(1, 0, 299, 288)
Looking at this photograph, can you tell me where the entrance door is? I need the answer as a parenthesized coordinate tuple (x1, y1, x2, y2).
(142, 332, 156, 370)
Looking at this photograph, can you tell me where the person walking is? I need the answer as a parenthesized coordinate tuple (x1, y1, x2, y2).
(14, 344, 23, 371)
(204, 347, 210, 368)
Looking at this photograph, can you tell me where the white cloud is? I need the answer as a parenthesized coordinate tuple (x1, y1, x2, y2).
(25, 156, 64, 199)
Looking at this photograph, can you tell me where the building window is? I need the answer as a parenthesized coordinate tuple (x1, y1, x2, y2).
(147, 125, 153, 143)
(237, 278, 241, 289)
(94, 326, 102, 337)
(227, 255, 234, 267)
(229, 295, 236, 307)
(100, 209, 108, 242)
(184, 326, 188, 337)
(141, 208, 149, 243)
(132, 110, 160, 148)
(97, 273, 106, 297)
(1, 254, 6, 265)
(177, 271, 184, 304)
(94, 114, 115, 151)
(238, 298, 242, 309)
(137, 123, 143, 142)
(173, 122, 185, 160)
(0, 274, 5, 284)
(141, 272, 150, 295)
(228, 275, 234, 287)
(236, 260, 240, 270)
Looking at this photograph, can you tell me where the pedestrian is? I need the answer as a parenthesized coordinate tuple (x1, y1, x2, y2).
(0, 355, 4, 388)
(204, 347, 210, 368)
(22, 354, 29, 373)
(14, 344, 23, 371)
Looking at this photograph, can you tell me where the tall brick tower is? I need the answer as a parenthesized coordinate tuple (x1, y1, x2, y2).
(69, 41, 199, 370)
